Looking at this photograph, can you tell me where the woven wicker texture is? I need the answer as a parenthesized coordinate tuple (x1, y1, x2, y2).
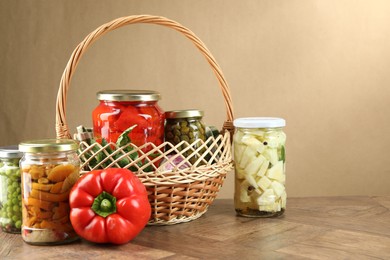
(55, 15, 235, 225)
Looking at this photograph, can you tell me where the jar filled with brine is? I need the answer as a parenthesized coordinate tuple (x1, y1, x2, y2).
(233, 117, 286, 217)
(0, 146, 23, 233)
(19, 139, 80, 245)
(92, 90, 165, 151)
(165, 110, 206, 164)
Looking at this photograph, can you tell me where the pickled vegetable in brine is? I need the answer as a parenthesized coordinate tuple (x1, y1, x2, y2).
(19, 139, 80, 245)
(233, 118, 286, 217)
(21, 163, 79, 244)
(0, 153, 23, 233)
(92, 90, 165, 151)
(164, 110, 206, 165)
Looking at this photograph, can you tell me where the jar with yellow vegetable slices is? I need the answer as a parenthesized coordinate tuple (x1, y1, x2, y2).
(19, 139, 80, 245)
(233, 118, 286, 217)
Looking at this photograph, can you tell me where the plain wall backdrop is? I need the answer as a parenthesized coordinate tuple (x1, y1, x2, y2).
(1, 0, 390, 199)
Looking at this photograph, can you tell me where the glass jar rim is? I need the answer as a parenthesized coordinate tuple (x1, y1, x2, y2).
(0, 145, 23, 158)
(233, 117, 286, 128)
(19, 139, 78, 153)
(97, 90, 161, 102)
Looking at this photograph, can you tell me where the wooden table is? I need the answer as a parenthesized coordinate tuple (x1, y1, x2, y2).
(1, 196, 390, 259)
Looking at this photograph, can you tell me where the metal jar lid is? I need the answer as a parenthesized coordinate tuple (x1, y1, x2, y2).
(0, 145, 23, 159)
(19, 139, 78, 153)
(165, 109, 204, 119)
(97, 90, 161, 102)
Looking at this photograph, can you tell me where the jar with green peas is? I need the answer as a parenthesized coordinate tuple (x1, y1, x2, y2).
(164, 110, 206, 165)
(0, 146, 23, 233)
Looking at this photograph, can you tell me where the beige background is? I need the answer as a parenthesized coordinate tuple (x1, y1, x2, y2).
(1, 0, 389, 199)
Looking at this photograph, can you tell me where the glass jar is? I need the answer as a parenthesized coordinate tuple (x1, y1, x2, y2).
(19, 139, 80, 245)
(233, 117, 286, 217)
(165, 110, 206, 164)
(92, 90, 165, 152)
(0, 146, 23, 233)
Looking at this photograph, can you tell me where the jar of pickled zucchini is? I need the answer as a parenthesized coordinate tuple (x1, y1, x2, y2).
(92, 90, 165, 151)
(0, 146, 23, 233)
(19, 139, 80, 245)
(165, 110, 206, 164)
(233, 117, 286, 217)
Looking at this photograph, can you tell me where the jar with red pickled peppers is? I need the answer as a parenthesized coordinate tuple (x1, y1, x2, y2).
(92, 90, 165, 152)
(19, 139, 80, 245)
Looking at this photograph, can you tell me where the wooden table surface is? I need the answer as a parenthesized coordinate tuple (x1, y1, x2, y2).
(1, 196, 390, 259)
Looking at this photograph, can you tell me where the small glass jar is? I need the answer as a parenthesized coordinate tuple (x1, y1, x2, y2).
(92, 90, 165, 151)
(0, 146, 23, 233)
(19, 139, 80, 245)
(233, 117, 286, 217)
(165, 110, 206, 164)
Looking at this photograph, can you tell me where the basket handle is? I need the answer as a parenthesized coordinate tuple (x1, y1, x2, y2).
(56, 14, 234, 139)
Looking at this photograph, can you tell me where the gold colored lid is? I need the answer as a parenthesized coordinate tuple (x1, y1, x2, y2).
(19, 139, 78, 153)
(0, 145, 23, 158)
(165, 109, 204, 119)
(97, 90, 161, 101)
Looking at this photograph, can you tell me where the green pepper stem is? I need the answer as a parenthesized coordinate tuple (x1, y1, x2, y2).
(91, 191, 117, 218)
(100, 199, 112, 211)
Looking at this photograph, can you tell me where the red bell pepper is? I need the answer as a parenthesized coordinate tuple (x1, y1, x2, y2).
(69, 168, 151, 244)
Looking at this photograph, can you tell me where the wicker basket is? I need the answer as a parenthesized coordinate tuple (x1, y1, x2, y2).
(55, 15, 235, 225)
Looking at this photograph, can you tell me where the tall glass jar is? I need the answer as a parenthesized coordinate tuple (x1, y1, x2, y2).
(19, 139, 80, 245)
(233, 117, 286, 217)
(92, 90, 165, 151)
(164, 110, 206, 164)
(0, 146, 23, 233)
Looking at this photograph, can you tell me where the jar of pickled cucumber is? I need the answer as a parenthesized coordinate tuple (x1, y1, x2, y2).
(0, 146, 23, 233)
(233, 117, 286, 217)
(165, 110, 206, 164)
(19, 139, 80, 245)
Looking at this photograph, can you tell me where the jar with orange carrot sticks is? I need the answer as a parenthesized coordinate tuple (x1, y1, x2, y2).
(19, 139, 80, 245)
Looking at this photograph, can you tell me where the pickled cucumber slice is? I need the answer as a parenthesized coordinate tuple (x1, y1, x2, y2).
(266, 161, 285, 182)
(263, 148, 278, 166)
(256, 158, 269, 177)
(260, 201, 281, 212)
(247, 129, 265, 138)
(271, 181, 285, 198)
(242, 136, 265, 153)
(239, 146, 257, 169)
(234, 143, 246, 166)
(256, 189, 275, 206)
(233, 130, 245, 144)
(257, 175, 272, 191)
(245, 174, 258, 189)
(244, 155, 264, 176)
(264, 131, 286, 148)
